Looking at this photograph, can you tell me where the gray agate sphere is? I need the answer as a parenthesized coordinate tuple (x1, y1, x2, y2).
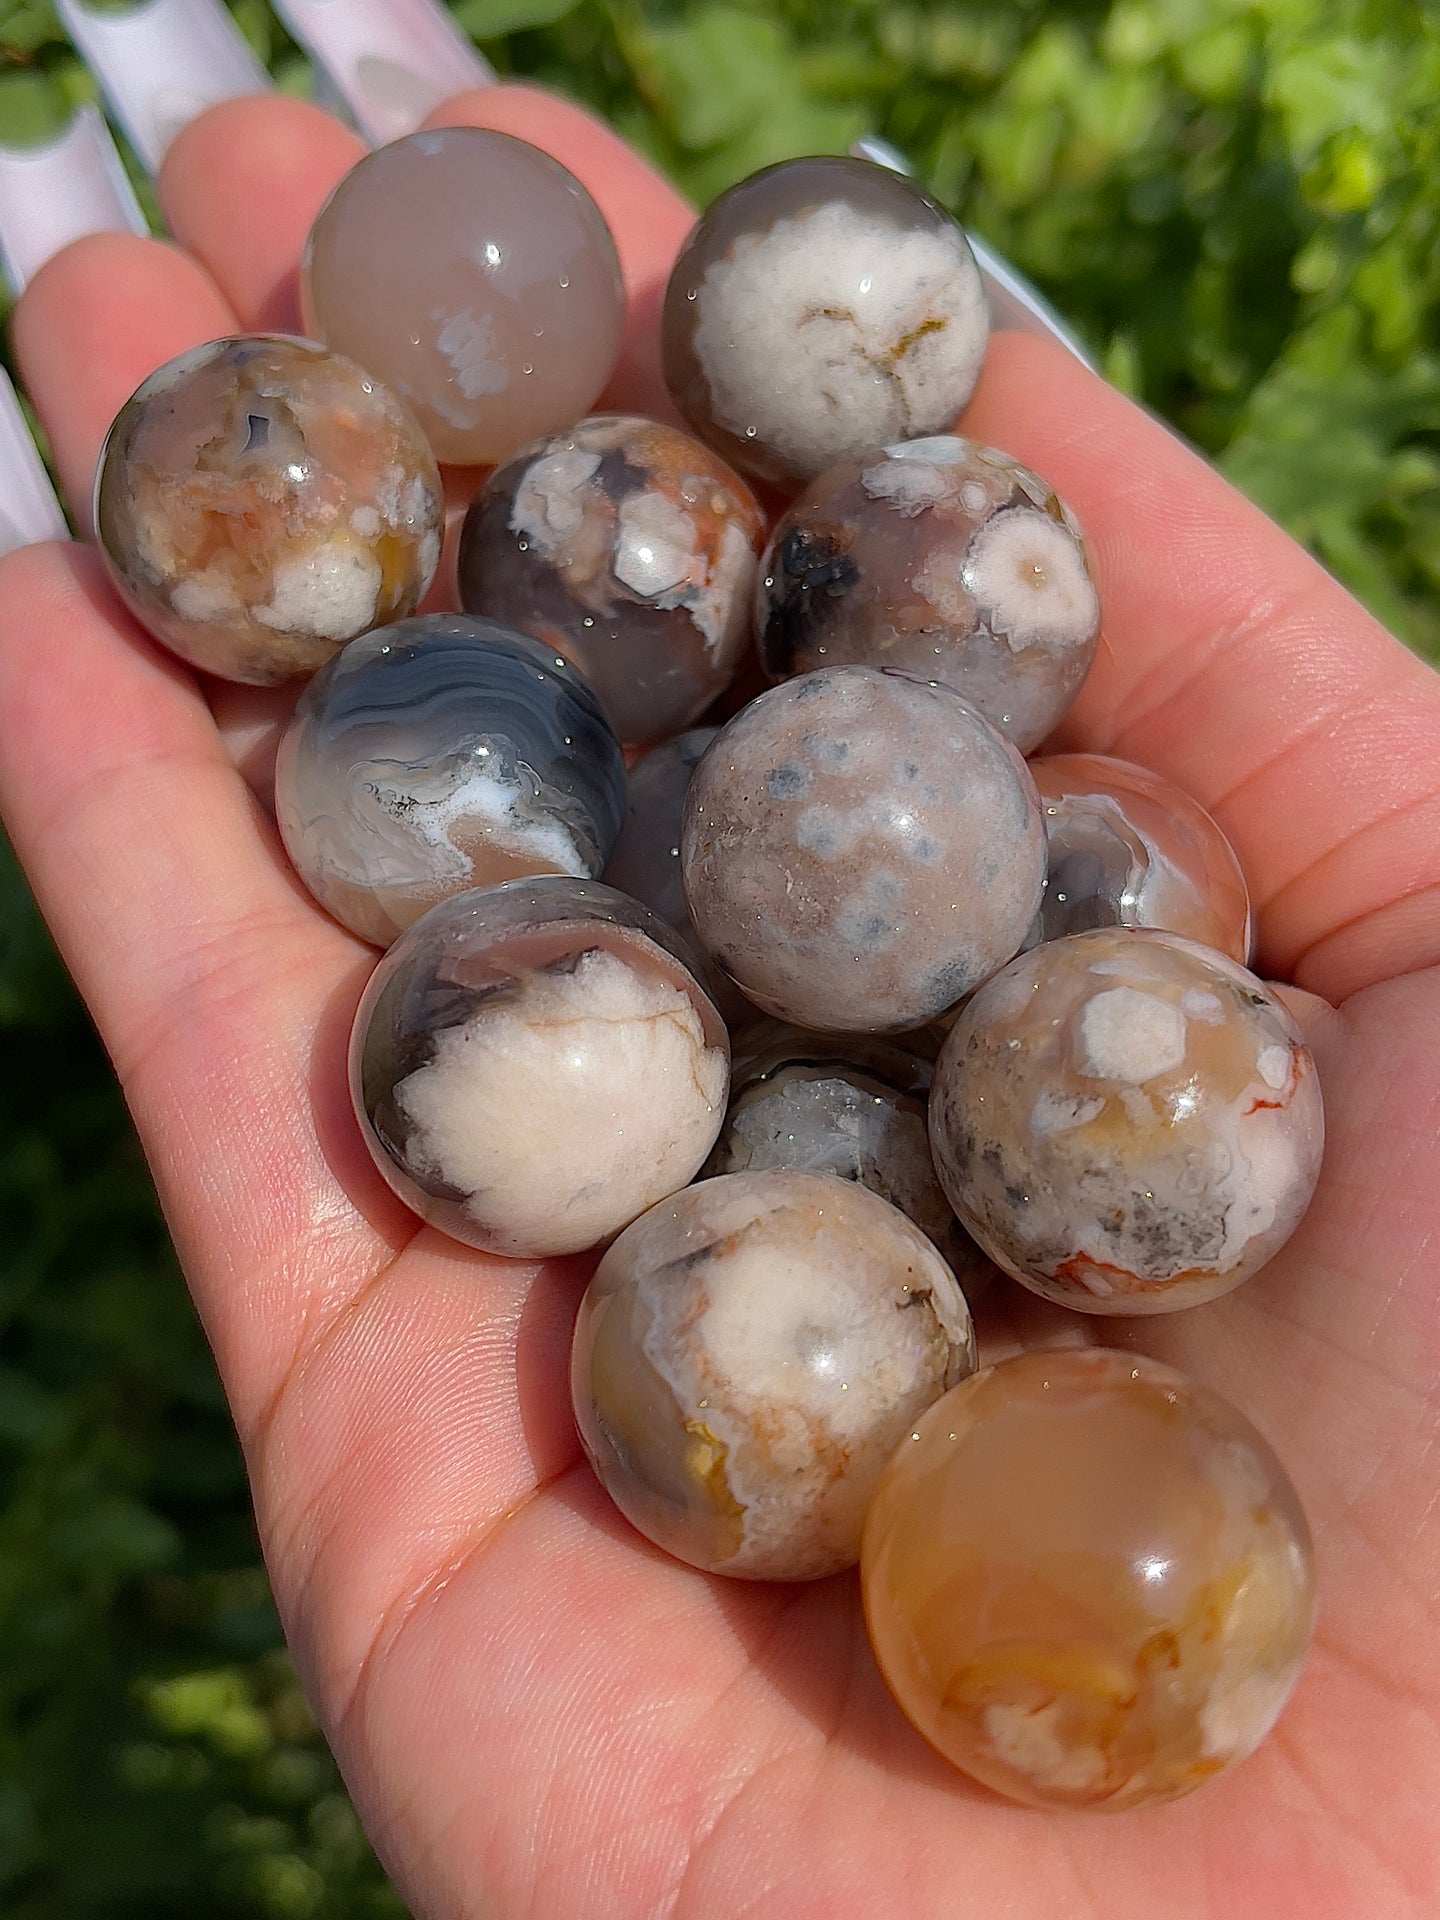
(663, 156, 988, 489)
(351, 879, 730, 1258)
(704, 1021, 997, 1294)
(456, 415, 765, 744)
(275, 615, 627, 947)
(571, 1169, 976, 1579)
(680, 667, 1046, 1032)
(757, 436, 1100, 753)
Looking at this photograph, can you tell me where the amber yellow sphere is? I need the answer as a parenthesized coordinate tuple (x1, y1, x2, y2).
(861, 1348, 1314, 1810)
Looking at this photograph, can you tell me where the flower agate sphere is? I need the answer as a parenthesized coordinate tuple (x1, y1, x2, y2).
(1028, 753, 1253, 963)
(681, 667, 1046, 1032)
(275, 616, 626, 946)
(351, 880, 729, 1257)
(663, 157, 988, 488)
(862, 1349, 1315, 1809)
(703, 1022, 994, 1288)
(571, 1170, 976, 1578)
(457, 415, 765, 743)
(928, 929, 1324, 1312)
(757, 437, 1100, 753)
(95, 336, 442, 685)
(303, 129, 625, 465)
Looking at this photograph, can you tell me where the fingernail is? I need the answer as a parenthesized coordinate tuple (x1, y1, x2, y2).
(270, 0, 494, 148)
(54, 0, 269, 176)
(0, 370, 69, 558)
(849, 134, 1097, 374)
(0, 105, 147, 296)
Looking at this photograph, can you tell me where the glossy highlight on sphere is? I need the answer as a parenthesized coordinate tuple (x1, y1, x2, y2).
(704, 1020, 994, 1288)
(681, 666, 1046, 1033)
(757, 436, 1100, 752)
(96, 336, 442, 685)
(663, 157, 988, 488)
(275, 616, 627, 946)
(862, 1349, 1315, 1809)
(1028, 753, 1252, 963)
(303, 129, 625, 465)
(572, 1169, 976, 1578)
(457, 415, 765, 743)
(929, 929, 1324, 1312)
(351, 879, 729, 1257)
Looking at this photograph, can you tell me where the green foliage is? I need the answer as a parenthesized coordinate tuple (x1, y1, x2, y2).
(0, 2, 1435, 1916)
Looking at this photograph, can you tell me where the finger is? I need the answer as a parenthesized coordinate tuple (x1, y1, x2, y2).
(960, 333, 1440, 1002)
(0, 540, 412, 1430)
(423, 85, 694, 420)
(158, 95, 367, 332)
(11, 232, 237, 520)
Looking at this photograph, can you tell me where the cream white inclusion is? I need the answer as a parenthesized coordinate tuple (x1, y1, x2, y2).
(1077, 988, 1187, 1083)
(353, 745, 590, 890)
(982, 1701, 1109, 1794)
(613, 490, 698, 597)
(962, 506, 1098, 654)
(433, 308, 509, 400)
(251, 539, 382, 639)
(509, 448, 603, 556)
(693, 201, 986, 476)
(394, 951, 726, 1255)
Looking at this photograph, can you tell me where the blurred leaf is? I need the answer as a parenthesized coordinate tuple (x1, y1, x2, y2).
(454, 0, 581, 35)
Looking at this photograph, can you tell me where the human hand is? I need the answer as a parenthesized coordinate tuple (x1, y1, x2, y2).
(2, 85, 1437, 1919)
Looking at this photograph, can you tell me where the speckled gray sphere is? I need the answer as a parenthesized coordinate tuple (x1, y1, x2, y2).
(757, 436, 1100, 752)
(928, 929, 1325, 1313)
(663, 157, 988, 488)
(680, 666, 1046, 1032)
(457, 415, 765, 744)
(351, 879, 729, 1258)
(571, 1169, 976, 1579)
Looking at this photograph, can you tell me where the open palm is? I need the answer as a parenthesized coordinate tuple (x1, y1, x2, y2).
(2, 86, 1437, 1920)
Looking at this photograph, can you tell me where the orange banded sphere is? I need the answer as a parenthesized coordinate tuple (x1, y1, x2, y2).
(861, 1348, 1315, 1810)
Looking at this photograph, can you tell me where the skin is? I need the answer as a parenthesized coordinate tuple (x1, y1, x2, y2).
(1, 83, 1438, 1920)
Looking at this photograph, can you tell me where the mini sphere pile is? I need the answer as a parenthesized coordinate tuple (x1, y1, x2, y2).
(95, 137, 1324, 1814)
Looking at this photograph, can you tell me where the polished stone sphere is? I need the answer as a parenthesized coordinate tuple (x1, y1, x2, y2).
(275, 615, 627, 946)
(928, 929, 1324, 1312)
(680, 666, 1045, 1032)
(663, 156, 987, 488)
(862, 1348, 1315, 1809)
(1028, 753, 1253, 962)
(757, 435, 1099, 753)
(457, 414, 764, 744)
(351, 879, 728, 1257)
(572, 1169, 975, 1578)
(303, 128, 625, 466)
(95, 335, 442, 685)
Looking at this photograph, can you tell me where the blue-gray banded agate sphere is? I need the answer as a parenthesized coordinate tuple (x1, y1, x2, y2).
(274, 615, 627, 947)
(351, 879, 730, 1258)
(680, 666, 1046, 1033)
